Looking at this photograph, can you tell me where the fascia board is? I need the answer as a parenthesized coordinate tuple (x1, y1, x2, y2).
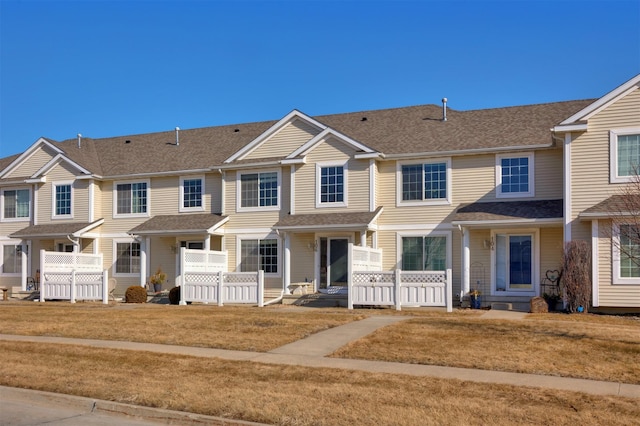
(224, 110, 326, 163)
(383, 143, 554, 160)
(103, 168, 211, 180)
(0, 137, 64, 179)
(558, 74, 640, 126)
(72, 218, 105, 237)
(206, 216, 230, 234)
(552, 123, 588, 133)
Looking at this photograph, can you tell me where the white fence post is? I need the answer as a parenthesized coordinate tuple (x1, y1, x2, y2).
(102, 269, 109, 304)
(446, 268, 453, 313)
(347, 244, 354, 310)
(39, 249, 45, 303)
(70, 270, 76, 304)
(179, 247, 187, 305)
(258, 270, 264, 307)
(218, 271, 224, 307)
(395, 269, 402, 311)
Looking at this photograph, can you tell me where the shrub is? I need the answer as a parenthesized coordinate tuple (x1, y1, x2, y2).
(562, 240, 591, 313)
(169, 286, 181, 305)
(125, 285, 147, 303)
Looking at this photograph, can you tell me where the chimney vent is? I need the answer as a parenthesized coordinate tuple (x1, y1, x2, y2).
(175, 127, 180, 146)
(77, 133, 82, 148)
(441, 98, 448, 122)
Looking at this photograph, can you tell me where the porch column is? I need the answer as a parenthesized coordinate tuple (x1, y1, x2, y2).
(139, 238, 147, 288)
(591, 220, 599, 307)
(284, 232, 291, 295)
(360, 230, 367, 247)
(20, 243, 28, 291)
(204, 235, 211, 251)
(462, 226, 470, 300)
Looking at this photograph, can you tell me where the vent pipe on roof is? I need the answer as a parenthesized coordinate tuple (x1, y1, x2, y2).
(77, 133, 82, 148)
(175, 127, 180, 146)
(441, 98, 448, 122)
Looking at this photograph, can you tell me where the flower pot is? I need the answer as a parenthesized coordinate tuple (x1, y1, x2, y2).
(153, 283, 162, 293)
(470, 295, 481, 309)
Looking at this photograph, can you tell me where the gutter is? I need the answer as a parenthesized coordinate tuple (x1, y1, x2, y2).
(382, 143, 555, 160)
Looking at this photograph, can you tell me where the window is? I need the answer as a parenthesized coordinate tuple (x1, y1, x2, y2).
(180, 177, 204, 211)
(239, 171, 279, 210)
(115, 181, 148, 215)
(1, 244, 26, 274)
(496, 153, 534, 198)
(401, 236, 447, 271)
(613, 224, 640, 284)
(115, 242, 141, 274)
(495, 233, 534, 292)
(54, 183, 72, 217)
(397, 159, 450, 205)
(610, 128, 640, 183)
(240, 238, 278, 274)
(316, 162, 347, 207)
(2, 188, 30, 220)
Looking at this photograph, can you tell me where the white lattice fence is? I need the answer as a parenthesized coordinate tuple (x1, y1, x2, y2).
(350, 245, 383, 272)
(348, 269, 452, 312)
(39, 250, 108, 303)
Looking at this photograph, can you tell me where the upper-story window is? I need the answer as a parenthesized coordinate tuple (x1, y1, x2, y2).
(610, 128, 640, 183)
(114, 181, 149, 217)
(397, 159, 451, 206)
(1, 188, 30, 221)
(237, 170, 279, 212)
(317, 162, 347, 208)
(496, 153, 534, 198)
(180, 176, 204, 212)
(53, 183, 72, 218)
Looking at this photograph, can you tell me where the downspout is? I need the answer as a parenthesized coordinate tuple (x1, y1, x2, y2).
(67, 234, 80, 253)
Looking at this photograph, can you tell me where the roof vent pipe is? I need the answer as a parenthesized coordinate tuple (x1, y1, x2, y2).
(77, 133, 82, 148)
(175, 127, 180, 146)
(441, 98, 448, 122)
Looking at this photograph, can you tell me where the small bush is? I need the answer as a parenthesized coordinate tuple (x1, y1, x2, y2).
(125, 285, 147, 303)
(562, 240, 591, 313)
(169, 286, 181, 305)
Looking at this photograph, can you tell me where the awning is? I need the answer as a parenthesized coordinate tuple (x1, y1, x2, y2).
(579, 194, 639, 220)
(128, 214, 228, 236)
(451, 199, 563, 227)
(10, 218, 104, 239)
(273, 207, 383, 232)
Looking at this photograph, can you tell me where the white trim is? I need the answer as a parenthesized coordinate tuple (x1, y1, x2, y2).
(290, 165, 296, 215)
(235, 168, 281, 213)
(490, 228, 539, 297)
(495, 152, 535, 198)
(396, 158, 452, 207)
(51, 181, 74, 220)
(112, 179, 151, 218)
(609, 127, 640, 183)
(552, 123, 588, 133)
(382, 143, 554, 160)
(612, 222, 640, 285)
(369, 159, 375, 212)
(0, 186, 32, 223)
(88, 179, 95, 222)
(378, 223, 454, 232)
(288, 128, 376, 159)
(591, 220, 599, 307)
(316, 161, 348, 209)
(179, 175, 206, 213)
(224, 110, 326, 163)
(32, 153, 92, 178)
(563, 133, 572, 244)
(0, 138, 64, 179)
(220, 171, 226, 215)
(235, 233, 282, 278)
(112, 237, 141, 278)
(396, 230, 453, 271)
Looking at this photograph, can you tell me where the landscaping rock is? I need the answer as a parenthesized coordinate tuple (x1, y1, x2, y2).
(530, 296, 548, 313)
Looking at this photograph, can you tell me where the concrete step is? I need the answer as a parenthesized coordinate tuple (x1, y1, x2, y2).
(284, 293, 348, 308)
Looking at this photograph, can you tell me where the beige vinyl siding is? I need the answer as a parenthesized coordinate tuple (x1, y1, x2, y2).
(99, 181, 149, 234)
(37, 163, 89, 223)
(290, 233, 315, 284)
(244, 118, 320, 160)
(534, 149, 563, 199)
(92, 180, 103, 221)
(294, 137, 370, 214)
(150, 176, 179, 215)
(468, 230, 491, 295)
(206, 173, 222, 214)
(539, 227, 564, 276)
(4, 145, 57, 179)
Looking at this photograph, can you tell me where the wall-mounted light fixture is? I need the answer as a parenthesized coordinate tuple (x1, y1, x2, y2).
(483, 238, 495, 250)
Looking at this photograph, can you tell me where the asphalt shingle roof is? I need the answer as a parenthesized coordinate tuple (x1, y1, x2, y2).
(129, 214, 227, 234)
(274, 207, 383, 230)
(10, 220, 103, 238)
(452, 199, 564, 223)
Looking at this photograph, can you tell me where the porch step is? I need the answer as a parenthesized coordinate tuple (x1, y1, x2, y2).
(284, 293, 348, 308)
(491, 302, 513, 311)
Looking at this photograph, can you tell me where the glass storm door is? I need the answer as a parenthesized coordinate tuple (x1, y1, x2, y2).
(319, 238, 349, 292)
(495, 234, 533, 292)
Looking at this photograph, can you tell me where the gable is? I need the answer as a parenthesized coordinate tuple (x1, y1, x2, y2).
(306, 135, 359, 162)
(587, 86, 640, 129)
(244, 118, 321, 160)
(2, 143, 60, 179)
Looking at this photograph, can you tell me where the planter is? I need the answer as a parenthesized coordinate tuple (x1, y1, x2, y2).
(153, 283, 162, 293)
(470, 295, 481, 309)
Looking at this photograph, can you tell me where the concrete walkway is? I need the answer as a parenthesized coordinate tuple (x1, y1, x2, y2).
(1, 310, 638, 424)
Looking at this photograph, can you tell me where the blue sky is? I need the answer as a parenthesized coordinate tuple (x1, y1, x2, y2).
(1, 0, 639, 158)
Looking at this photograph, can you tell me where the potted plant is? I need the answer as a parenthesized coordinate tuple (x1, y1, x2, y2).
(149, 267, 166, 293)
(469, 288, 482, 309)
(543, 293, 561, 311)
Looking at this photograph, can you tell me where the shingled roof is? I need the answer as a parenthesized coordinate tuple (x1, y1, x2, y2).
(10, 219, 104, 238)
(2, 99, 595, 178)
(452, 199, 564, 224)
(274, 207, 383, 231)
(129, 213, 228, 235)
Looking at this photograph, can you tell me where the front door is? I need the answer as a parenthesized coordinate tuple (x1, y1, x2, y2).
(319, 237, 349, 293)
(495, 233, 533, 293)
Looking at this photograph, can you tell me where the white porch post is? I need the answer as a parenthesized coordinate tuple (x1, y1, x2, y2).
(284, 232, 291, 295)
(591, 220, 599, 307)
(139, 238, 147, 288)
(360, 230, 367, 247)
(20, 243, 28, 291)
(204, 235, 211, 251)
(462, 226, 470, 300)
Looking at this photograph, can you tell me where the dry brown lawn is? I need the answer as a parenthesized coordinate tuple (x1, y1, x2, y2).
(1, 340, 638, 426)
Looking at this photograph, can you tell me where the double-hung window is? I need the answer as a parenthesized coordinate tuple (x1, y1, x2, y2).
(2, 188, 30, 221)
(401, 235, 447, 271)
(115, 181, 148, 216)
(1, 244, 27, 275)
(180, 177, 204, 212)
(610, 128, 640, 183)
(239, 238, 279, 275)
(613, 224, 640, 284)
(115, 242, 141, 275)
(238, 171, 279, 211)
(496, 153, 534, 198)
(53, 183, 72, 218)
(398, 159, 450, 205)
(317, 162, 347, 207)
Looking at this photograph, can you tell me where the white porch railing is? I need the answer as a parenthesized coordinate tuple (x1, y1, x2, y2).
(179, 247, 263, 306)
(350, 244, 383, 272)
(348, 268, 452, 312)
(39, 250, 108, 304)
